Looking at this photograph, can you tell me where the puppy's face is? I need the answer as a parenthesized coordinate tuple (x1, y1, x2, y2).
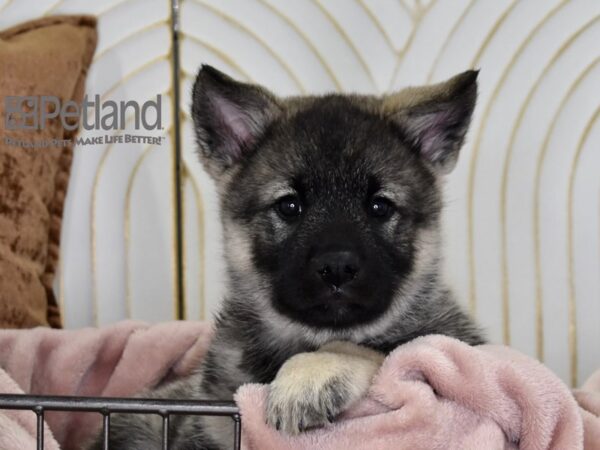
(192, 66, 477, 330)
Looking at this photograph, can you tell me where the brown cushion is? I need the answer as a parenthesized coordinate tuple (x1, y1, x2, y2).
(0, 16, 97, 328)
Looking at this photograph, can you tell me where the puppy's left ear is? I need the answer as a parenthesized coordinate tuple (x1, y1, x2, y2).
(383, 70, 478, 174)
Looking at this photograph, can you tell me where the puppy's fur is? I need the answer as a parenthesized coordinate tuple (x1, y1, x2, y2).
(88, 66, 484, 449)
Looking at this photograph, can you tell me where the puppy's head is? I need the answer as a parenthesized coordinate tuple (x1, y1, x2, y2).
(192, 65, 477, 330)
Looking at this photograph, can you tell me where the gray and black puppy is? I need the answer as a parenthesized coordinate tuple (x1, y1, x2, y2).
(89, 65, 484, 450)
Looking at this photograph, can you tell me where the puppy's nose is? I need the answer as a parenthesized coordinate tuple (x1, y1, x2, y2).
(311, 250, 360, 288)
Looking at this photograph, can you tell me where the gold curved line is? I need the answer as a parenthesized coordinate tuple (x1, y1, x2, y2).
(0, 0, 13, 15)
(567, 107, 600, 387)
(463, 0, 520, 318)
(470, 0, 519, 67)
(103, 55, 169, 102)
(533, 58, 600, 363)
(84, 56, 169, 127)
(124, 141, 158, 319)
(94, 20, 168, 62)
(190, 0, 306, 93)
(425, 0, 477, 83)
(387, 0, 437, 91)
(91, 144, 115, 327)
(57, 6, 172, 324)
(397, 0, 413, 21)
(43, 0, 63, 15)
(312, 0, 378, 90)
(417, 0, 433, 21)
(181, 167, 189, 321)
(499, 17, 599, 347)
(181, 68, 218, 86)
(257, 0, 343, 90)
(96, 0, 139, 18)
(356, 0, 399, 53)
(91, 147, 113, 327)
(466, 1, 568, 318)
(91, 130, 131, 325)
(178, 116, 206, 320)
(182, 163, 207, 320)
(124, 125, 174, 320)
(463, 0, 541, 323)
(181, 34, 253, 82)
(91, 89, 170, 324)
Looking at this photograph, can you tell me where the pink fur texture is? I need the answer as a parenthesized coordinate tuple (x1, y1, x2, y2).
(574, 370, 600, 449)
(0, 369, 60, 450)
(0, 323, 598, 449)
(236, 336, 595, 450)
(0, 321, 213, 449)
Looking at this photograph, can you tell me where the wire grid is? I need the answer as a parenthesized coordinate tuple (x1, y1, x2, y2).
(0, 394, 241, 450)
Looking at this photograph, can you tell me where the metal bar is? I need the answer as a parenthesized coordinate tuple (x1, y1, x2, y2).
(103, 411, 110, 450)
(162, 413, 170, 450)
(170, 0, 185, 320)
(0, 394, 243, 449)
(35, 407, 44, 450)
(0, 394, 239, 416)
(233, 413, 241, 450)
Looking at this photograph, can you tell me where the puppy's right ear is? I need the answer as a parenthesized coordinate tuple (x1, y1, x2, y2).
(191, 65, 282, 177)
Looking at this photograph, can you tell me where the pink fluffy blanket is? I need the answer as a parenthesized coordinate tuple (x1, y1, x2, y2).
(0, 321, 213, 449)
(0, 321, 598, 450)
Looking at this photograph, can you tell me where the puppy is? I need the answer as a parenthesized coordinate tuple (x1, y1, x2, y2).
(89, 65, 484, 449)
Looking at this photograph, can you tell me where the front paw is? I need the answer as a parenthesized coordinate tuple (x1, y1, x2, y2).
(266, 359, 348, 434)
(266, 342, 384, 435)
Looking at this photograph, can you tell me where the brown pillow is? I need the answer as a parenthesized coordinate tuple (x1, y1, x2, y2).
(0, 16, 97, 328)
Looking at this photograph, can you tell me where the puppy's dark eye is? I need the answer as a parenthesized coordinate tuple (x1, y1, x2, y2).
(368, 197, 393, 219)
(276, 195, 302, 218)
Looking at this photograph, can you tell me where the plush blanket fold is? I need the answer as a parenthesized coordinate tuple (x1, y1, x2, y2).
(236, 336, 589, 450)
(0, 322, 598, 450)
(574, 370, 600, 449)
(0, 321, 213, 449)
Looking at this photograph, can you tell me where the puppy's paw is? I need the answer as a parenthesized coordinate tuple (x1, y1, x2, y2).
(266, 341, 384, 435)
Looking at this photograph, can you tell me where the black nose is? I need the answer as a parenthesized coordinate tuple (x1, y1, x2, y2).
(311, 250, 360, 288)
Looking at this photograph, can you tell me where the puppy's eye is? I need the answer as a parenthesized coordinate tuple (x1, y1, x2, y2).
(276, 195, 303, 218)
(368, 197, 393, 219)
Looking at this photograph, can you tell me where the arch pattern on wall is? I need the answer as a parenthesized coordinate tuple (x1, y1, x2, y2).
(1, 0, 598, 387)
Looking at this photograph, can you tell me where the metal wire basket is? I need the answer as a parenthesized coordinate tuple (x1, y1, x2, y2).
(0, 394, 241, 450)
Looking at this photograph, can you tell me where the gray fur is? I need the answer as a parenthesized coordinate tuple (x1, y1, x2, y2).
(87, 66, 483, 449)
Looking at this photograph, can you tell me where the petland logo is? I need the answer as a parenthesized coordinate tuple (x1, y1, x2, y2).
(4, 95, 165, 148)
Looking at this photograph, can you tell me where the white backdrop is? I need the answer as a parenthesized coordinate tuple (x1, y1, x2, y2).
(1, 0, 598, 387)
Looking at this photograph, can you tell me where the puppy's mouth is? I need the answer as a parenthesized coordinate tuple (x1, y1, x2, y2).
(309, 291, 365, 312)
(273, 272, 396, 328)
(282, 289, 371, 327)
(308, 300, 365, 318)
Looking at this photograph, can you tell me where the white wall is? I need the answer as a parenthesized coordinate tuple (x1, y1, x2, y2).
(1, 0, 178, 327)
(1, 0, 599, 387)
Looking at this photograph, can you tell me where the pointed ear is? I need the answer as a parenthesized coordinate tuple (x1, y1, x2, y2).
(191, 65, 282, 177)
(382, 70, 478, 174)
